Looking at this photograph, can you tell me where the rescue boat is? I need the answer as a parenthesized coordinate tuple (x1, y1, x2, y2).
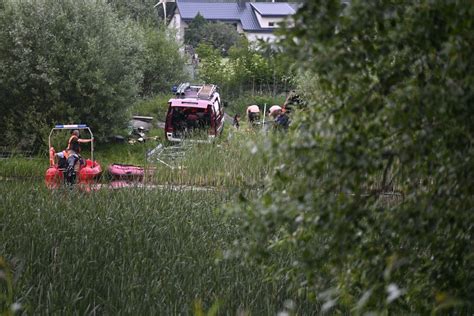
(107, 163, 145, 180)
(45, 124, 102, 189)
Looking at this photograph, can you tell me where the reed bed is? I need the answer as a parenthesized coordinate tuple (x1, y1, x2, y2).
(0, 157, 44, 179)
(0, 181, 312, 314)
(148, 129, 271, 189)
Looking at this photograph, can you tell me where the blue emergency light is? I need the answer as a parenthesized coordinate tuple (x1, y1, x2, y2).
(55, 124, 88, 129)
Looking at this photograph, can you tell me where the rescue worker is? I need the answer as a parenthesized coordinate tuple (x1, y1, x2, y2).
(246, 105, 260, 126)
(268, 105, 289, 131)
(268, 105, 282, 118)
(274, 110, 290, 130)
(65, 129, 93, 185)
(232, 114, 240, 129)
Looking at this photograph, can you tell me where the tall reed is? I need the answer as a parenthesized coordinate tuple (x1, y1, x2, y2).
(0, 181, 314, 314)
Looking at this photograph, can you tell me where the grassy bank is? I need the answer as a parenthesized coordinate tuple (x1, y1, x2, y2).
(0, 181, 313, 314)
(0, 124, 271, 189)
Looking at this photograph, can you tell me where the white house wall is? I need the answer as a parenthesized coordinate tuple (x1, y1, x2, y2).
(254, 11, 286, 29)
(245, 32, 277, 42)
(169, 8, 187, 45)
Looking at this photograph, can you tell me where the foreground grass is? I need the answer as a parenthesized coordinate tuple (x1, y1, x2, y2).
(0, 181, 313, 314)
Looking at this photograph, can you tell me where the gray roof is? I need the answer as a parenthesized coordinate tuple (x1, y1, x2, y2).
(176, 0, 297, 32)
(250, 3, 296, 16)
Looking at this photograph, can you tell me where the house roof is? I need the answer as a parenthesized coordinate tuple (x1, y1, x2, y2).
(175, 0, 297, 32)
(250, 3, 296, 17)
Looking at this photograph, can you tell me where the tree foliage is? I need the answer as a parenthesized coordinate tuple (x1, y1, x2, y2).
(230, 0, 474, 313)
(141, 24, 187, 96)
(184, 13, 208, 48)
(202, 22, 241, 55)
(0, 0, 145, 149)
(184, 14, 240, 55)
(107, 0, 187, 96)
(197, 38, 294, 99)
(107, 0, 162, 26)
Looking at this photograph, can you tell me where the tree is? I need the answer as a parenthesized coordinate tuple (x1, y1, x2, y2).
(107, 0, 188, 96)
(185, 14, 240, 56)
(0, 0, 145, 149)
(202, 22, 241, 55)
(196, 37, 293, 98)
(230, 0, 474, 313)
(107, 0, 162, 26)
(195, 44, 228, 87)
(141, 24, 187, 96)
(184, 13, 208, 48)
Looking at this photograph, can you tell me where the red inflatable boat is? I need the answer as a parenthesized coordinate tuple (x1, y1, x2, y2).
(108, 163, 145, 180)
(45, 124, 102, 189)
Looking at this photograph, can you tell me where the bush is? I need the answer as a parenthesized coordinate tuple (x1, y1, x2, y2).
(129, 94, 172, 122)
(0, 0, 144, 150)
(230, 1, 474, 313)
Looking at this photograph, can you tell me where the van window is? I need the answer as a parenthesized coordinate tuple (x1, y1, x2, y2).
(170, 107, 211, 133)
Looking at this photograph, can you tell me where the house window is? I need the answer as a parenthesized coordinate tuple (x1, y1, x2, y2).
(268, 22, 275, 27)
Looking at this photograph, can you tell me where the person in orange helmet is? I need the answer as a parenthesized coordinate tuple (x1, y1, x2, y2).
(246, 105, 260, 126)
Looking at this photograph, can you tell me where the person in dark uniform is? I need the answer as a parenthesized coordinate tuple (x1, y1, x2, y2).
(233, 114, 240, 129)
(274, 110, 290, 130)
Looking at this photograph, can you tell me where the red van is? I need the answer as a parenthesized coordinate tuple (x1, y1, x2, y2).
(164, 83, 225, 142)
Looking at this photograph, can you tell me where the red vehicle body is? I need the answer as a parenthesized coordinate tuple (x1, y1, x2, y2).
(165, 83, 225, 142)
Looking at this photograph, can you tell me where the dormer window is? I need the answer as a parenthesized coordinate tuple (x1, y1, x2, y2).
(268, 22, 275, 27)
